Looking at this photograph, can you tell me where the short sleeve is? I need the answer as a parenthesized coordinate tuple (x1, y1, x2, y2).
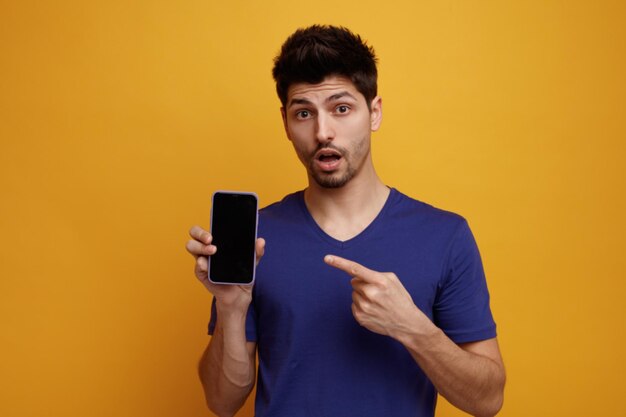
(208, 295, 258, 342)
(433, 219, 497, 343)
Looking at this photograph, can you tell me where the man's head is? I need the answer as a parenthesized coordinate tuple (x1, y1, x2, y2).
(272, 25, 378, 110)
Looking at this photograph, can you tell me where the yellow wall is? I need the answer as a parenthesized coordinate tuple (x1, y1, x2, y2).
(1, 1, 624, 416)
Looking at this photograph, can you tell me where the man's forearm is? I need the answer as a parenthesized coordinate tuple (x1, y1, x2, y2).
(198, 308, 255, 417)
(396, 313, 505, 417)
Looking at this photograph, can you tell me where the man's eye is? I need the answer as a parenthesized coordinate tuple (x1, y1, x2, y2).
(336, 105, 350, 114)
(296, 110, 310, 119)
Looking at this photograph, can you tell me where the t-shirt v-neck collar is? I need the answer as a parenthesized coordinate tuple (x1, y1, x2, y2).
(297, 187, 398, 249)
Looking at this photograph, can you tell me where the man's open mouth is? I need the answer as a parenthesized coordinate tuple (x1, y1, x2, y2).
(315, 149, 342, 162)
(314, 149, 343, 171)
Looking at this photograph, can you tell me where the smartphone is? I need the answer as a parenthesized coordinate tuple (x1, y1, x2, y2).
(208, 191, 259, 285)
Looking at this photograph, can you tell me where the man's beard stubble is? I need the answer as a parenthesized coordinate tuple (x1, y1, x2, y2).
(310, 164, 357, 188)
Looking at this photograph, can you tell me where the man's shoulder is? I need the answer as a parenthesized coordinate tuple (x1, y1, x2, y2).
(390, 188, 467, 230)
(258, 190, 304, 224)
(260, 191, 301, 212)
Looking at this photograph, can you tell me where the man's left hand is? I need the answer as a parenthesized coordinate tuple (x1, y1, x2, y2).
(324, 255, 428, 340)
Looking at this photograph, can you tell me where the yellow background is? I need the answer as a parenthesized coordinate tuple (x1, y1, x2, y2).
(1, 1, 625, 416)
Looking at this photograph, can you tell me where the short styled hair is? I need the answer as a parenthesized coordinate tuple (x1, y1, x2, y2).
(272, 25, 378, 109)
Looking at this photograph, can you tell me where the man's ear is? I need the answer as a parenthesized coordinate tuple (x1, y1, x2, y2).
(280, 107, 292, 141)
(369, 96, 383, 132)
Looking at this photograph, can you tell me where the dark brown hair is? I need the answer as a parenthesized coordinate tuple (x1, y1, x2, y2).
(272, 25, 378, 109)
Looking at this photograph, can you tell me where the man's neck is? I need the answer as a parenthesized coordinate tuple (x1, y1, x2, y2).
(303, 171, 390, 242)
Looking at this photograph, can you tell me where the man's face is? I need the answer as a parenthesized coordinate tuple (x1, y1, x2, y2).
(281, 76, 382, 189)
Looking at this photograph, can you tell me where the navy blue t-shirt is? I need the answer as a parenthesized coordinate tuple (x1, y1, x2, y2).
(209, 188, 496, 417)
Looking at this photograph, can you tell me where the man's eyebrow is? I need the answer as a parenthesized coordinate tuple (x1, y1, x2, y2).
(287, 91, 358, 108)
(288, 98, 313, 108)
(326, 91, 357, 102)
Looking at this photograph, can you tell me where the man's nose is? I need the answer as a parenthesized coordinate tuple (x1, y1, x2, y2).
(315, 112, 335, 144)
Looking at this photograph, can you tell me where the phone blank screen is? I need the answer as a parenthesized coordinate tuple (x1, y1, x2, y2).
(209, 192, 258, 284)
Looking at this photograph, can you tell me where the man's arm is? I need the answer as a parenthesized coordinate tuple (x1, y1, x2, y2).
(187, 226, 265, 417)
(399, 327, 504, 417)
(198, 304, 257, 417)
(325, 255, 505, 417)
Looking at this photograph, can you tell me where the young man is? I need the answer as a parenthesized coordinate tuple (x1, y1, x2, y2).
(186, 25, 505, 417)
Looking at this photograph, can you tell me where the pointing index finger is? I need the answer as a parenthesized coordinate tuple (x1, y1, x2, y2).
(324, 255, 376, 282)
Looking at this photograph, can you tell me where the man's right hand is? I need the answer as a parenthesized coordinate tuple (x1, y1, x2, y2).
(186, 225, 265, 311)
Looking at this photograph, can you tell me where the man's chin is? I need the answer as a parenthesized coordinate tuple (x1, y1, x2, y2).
(311, 171, 353, 189)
